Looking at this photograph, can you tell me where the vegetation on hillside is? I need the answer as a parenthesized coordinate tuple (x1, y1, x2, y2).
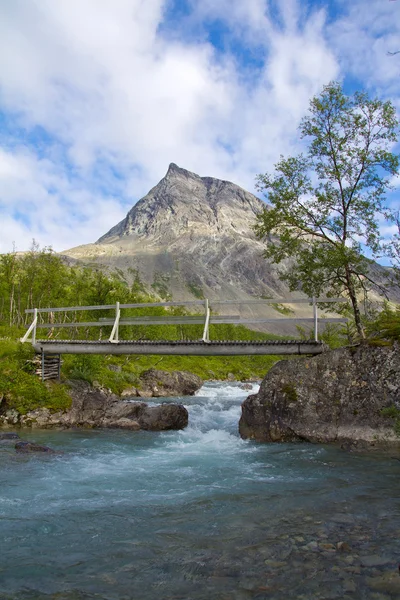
(0, 245, 287, 414)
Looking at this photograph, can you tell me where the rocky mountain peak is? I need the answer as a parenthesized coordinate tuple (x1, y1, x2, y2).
(97, 164, 265, 244)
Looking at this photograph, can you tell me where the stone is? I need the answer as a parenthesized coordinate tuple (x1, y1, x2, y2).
(343, 580, 357, 593)
(319, 543, 336, 552)
(120, 387, 139, 398)
(137, 404, 188, 431)
(137, 369, 202, 397)
(104, 418, 141, 430)
(360, 555, 392, 567)
(366, 571, 400, 594)
(239, 344, 400, 449)
(302, 541, 318, 552)
(15, 441, 56, 453)
(337, 541, 351, 553)
(0, 432, 20, 440)
(11, 380, 188, 432)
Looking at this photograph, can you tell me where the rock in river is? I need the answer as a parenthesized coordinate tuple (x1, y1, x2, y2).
(14, 380, 189, 431)
(239, 343, 400, 450)
(15, 441, 56, 453)
(135, 368, 203, 398)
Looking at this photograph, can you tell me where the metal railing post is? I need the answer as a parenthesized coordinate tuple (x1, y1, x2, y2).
(202, 298, 210, 343)
(313, 297, 318, 342)
(109, 302, 121, 343)
(32, 308, 37, 345)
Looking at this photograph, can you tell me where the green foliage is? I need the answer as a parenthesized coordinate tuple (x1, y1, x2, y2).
(295, 322, 349, 348)
(0, 335, 71, 414)
(186, 281, 204, 299)
(281, 383, 298, 402)
(151, 272, 171, 300)
(256, 82, 400, 338)
(0, 245, 292, 408)
(366, 303, 400, 343)
(271, 303, 294, 316)
(380, 405, 400, 437)
(65, 354, 104, 383)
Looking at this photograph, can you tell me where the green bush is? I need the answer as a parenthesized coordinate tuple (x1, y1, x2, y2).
(366, 304, 400, 344)
(0, 337, 71, 414)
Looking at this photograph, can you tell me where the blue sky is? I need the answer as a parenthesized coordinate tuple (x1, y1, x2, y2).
(0, 0, 399, 253)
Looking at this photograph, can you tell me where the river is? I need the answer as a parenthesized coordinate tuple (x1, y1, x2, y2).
(1, 382, 399, 599)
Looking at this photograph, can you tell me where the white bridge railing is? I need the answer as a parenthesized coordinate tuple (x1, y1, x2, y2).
(20, 297, 348, 345)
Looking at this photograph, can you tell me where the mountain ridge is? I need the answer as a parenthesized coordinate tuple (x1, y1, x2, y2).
(63, 163, 399, 332)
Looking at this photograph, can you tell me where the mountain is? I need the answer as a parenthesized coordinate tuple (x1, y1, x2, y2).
(63, 163, 399, 329)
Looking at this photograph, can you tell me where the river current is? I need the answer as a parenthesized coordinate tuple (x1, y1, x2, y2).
(1, 382, 399, 600)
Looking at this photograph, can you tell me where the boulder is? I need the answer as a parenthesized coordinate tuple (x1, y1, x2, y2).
(137, 404, 189, 431)
(137, 369, 203, 397)
(15, 441, 56, 453)
(18, 380, 189, 431)
(0, 432, 20, 440)
(239, 344, 400, 450)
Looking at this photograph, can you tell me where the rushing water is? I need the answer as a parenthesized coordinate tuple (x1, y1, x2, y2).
(1, 382, 400, 600)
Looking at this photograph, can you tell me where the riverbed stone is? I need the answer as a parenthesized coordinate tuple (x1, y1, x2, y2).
(366, 571, 400, 594)
(360, 555, 392, 567)
(15, 441, 56, 453)
(337, 541, 351, 553)
(0, 432, 20, 440)
(137, 368, 203, 397)
(239, 344, 400, 449)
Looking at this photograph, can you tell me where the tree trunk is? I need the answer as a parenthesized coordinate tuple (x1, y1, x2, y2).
(345, 268, 365, 339)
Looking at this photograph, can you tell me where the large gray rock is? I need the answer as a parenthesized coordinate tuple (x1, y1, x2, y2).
(136, 368, 203, 397)
(239, 344, 400, 449)
(18, 380, 188, 431)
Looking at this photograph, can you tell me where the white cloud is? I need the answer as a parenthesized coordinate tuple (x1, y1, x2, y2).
(0, 146, 126, 252)
(2, 0, 397, 253)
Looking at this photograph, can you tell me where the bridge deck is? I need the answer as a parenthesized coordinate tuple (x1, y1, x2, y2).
(33, 340, 326, 356)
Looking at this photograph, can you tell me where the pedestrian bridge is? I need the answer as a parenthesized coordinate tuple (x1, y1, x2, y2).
(20, 297, 347, 379)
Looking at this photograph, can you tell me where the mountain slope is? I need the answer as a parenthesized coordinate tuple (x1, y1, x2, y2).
(63, 163, 399, 330)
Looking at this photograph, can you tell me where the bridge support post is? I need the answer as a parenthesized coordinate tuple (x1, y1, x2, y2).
(20, 308, 38, 344)
(109, 302, 120, 343)
(202, 298, 210, 343)
(39, 353, 62, 381)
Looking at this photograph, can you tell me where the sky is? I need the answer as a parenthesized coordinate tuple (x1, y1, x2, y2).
(0, 0, 400, 253)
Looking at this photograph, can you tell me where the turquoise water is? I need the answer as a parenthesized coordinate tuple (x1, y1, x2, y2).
(1, 382, 399, 600)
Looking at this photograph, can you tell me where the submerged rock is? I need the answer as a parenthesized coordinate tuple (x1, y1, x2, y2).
(15, 441, 56, 453)
(239, 344, 400, 450)
(0, 432, 20, 440)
